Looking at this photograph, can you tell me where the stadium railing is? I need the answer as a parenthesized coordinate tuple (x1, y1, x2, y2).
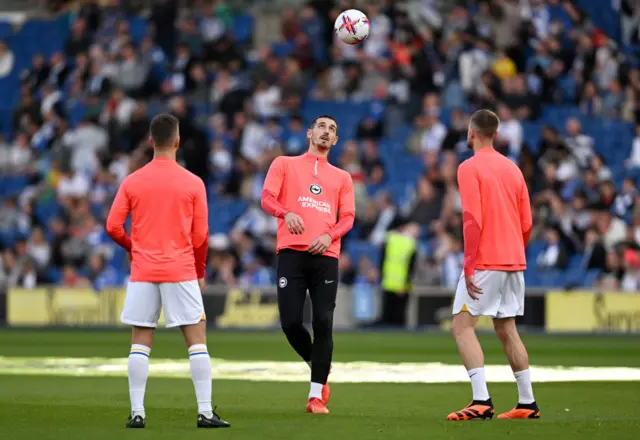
(1, 284, 638, 333)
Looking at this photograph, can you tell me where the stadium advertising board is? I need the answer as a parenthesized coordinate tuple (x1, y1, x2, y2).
(7, 287, 636, 333)
(3, 286, 304, 329)
(6, 288, 151, 327)
(413, 290, 546, 330)
(546, 291, 640, 333)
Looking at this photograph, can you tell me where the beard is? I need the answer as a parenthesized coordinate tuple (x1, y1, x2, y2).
(315, 137, 331, 150)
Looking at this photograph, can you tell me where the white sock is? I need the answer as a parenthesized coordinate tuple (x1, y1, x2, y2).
(189, 344, 213, 418)
(468, 367, 490, 401)
(128, 344, 150, 418)
(308, 382, 323, 400)
(514, 369, 535, 404)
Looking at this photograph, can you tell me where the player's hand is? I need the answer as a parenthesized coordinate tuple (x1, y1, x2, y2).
(198, 278, 206, 292)
(308, 233, 332, 255)
(284, 212, 305, 235)
(465, 275, 483, 300)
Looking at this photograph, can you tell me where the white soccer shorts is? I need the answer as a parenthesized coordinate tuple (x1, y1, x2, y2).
(121, 280, 206, 328)
(452, 270, 525, 318)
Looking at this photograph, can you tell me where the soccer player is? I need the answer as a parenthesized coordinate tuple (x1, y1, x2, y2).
(261, 115, 355, 414)
(106, 114, 230, 429)
(447, 109, 539, 421)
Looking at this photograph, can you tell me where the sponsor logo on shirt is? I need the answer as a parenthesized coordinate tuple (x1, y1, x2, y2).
(309, 184, 322, 195)
(297, 196, 332, 214)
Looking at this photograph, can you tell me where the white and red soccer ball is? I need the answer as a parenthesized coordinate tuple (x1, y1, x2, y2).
(334, 9, 370, 45)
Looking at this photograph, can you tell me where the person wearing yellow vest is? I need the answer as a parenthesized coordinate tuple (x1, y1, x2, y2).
(378, 223, 420, 327)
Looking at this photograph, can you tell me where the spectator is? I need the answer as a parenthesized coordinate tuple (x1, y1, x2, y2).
(537, 226, 569, 270)
(367, 191, 399, 246)
(404, 176, 443, 227)
(87, 253, 119, 291)
(596, 210, 627, 251)
(419, 110, 447, 154)
(116, 44, 149, 97)
(602, 79, 624, 118)
(564, 117, 594, 168)
(0, 134, 32, 174)
(377, 222, 420, 327)
(252, 80, 281, 119)
(581, 228, 607, 271)
(495, 104, 523, 157)
(57, 168, 90, 201)
(281, 8, 301, 43)
(580, 81, 602, 116)
(627, 124, 640, 168)
(0, 40, 15, 78)
(165, 43, 197, 96)
(614, 177, 638, 219)
(65, 18, 91, 58)
(26, 226, 51, 274)
(150, 0, 178, 57)
(46, 52, 71, 88)
(0, 198, 30, 238)
(492, 51, 517, 80)
(21, 53, 49, 90)
(200, 2, 226, 54)
(360, 140, 385, 185)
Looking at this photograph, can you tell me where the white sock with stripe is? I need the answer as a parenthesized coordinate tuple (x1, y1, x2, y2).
(189, 344, 213, 418)
(128, 344, 151, 418)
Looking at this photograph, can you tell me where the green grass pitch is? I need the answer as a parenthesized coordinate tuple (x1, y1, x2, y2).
(0, 329, 639, 440)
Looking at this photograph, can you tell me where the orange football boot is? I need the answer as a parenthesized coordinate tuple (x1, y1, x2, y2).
(447, 399, 494, 421)
(498, 403, 540, 419)
(322, 366, 332, 404)
(306, 398, 330, 414)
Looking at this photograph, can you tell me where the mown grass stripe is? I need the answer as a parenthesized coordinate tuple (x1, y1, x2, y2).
(0, 357, 639, 383)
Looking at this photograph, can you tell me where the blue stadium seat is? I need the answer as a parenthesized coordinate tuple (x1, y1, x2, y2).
(233, 14, 254, 44)
(348, 240, 381, 265)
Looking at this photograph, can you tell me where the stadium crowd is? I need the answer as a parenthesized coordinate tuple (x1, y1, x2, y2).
(1, 0, 640, 293)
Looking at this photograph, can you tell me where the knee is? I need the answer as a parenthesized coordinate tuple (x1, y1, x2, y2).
(281, 319, 304, 334)
(494, 326, 509, 343)
(451, 315, 472, 340)
(312, 313, 333, 337)
(494, 319, 516, 343)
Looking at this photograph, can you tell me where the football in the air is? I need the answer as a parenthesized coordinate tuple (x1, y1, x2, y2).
(334, 9, 370, 45)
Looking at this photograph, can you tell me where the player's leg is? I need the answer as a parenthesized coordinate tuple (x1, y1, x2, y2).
(121, 282, 162, 428)
(277, 250, 313, 365)
(305, 254, 339, 414)
(494, 271, 540, 419)
(447, 271, 503, 421)
(161, 281, 230, 428)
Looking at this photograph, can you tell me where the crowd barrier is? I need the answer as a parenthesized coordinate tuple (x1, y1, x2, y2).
(0, 284, 638, 333)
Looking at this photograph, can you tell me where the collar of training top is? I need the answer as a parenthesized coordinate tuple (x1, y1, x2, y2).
(303, 152, 328, 162)
(476, 147, 497, 155)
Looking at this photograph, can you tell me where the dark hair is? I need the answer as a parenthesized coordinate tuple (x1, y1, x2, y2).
(311, 114, 338, 132)
(149, 114, 179, 149)
(470, 109, 500, 138)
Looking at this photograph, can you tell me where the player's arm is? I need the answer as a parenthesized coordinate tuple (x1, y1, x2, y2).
(192, 178, 209, 280)
(260, 157, 289, 218)
(457, 163, 483, 277)
(519, 179, 533, 246)
(326, 173, 356, 241)
(106, 180, 132, 252)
